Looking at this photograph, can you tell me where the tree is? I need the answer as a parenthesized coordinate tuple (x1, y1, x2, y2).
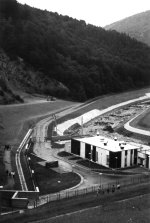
(0, 0, 19, 20)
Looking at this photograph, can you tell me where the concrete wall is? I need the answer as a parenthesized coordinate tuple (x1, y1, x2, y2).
(121, 150, 125, 168)
(138, 152, 146, 166)
(97, 147, 109, 167)
(148, 156, 150, 169)
(131, 150, 134, 165)
(11, 198, 29, 209)
(0, 190, 39, 208)
(121, 149, 136, 168)
(65, 141, 71, 153)
(17, 191, 39, 200)
(127, 150, 131, 167)
(80, 142, 85, 158)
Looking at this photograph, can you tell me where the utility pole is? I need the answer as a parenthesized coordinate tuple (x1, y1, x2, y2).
(81, 116, 83, 135)
(99, 173, 102, 187)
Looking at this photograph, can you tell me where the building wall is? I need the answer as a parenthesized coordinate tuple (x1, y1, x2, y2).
(80, 142, 85, 158)
(138, 152, 146, 166)
(70, 139, 140, 169)
(91, 146, 97, 162)
(96, 147, 109, 167)
(109, 151, 121, 168)
(127, 150, 131, 167)
(121, 150, 125, 168)
(148, 156, 150, 169)
(134, 149, 138, 165)
(65, 141, 71, 153)
(138, 152, 150, 169)
(121, 149, 138, 168)
(85, 143, 91, 159)
(71, 139, 80, 155)
(11, 198, 28, 209)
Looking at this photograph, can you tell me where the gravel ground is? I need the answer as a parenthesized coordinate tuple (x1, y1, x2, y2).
(82, 100, 150, 145)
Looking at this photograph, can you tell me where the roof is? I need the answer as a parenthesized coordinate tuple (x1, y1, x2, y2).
(73, 136, 139, 152)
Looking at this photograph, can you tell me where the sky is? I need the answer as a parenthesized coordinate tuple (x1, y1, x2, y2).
(17, 0, 150, 27)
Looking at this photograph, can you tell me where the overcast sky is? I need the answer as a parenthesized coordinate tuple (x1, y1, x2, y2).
(17, 0, 150, 27)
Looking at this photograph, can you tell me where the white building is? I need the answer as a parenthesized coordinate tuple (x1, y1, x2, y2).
(66, 136, 139, 169)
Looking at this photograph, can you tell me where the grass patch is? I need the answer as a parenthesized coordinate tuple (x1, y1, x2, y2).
(29, 153, 44, 163)
(57, 151, 72, 157)
(77, 159, 109, 170)
(29, 153, 80, 195)
(58, 153, 139, 175)
(57, 151, 82, 160)
(35, 170, 80, 195)
(116, 126, 150, 144)
(51, 142, 65, 149)
(69, 156, 82, 160)
(76, 159, 137, 175)
(115, 126, 134, 137)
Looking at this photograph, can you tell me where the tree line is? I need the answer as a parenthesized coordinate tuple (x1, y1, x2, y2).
(0, 0, 150, 101)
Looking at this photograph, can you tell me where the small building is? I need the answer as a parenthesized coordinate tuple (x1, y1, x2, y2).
(68, 136, 139, 168)
(138, 145, 150, 169)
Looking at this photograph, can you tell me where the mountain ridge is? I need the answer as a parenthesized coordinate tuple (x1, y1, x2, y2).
(105, 10, 150, 46)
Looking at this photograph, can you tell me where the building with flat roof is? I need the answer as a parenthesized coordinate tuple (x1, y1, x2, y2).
(68, 136, 139, 168)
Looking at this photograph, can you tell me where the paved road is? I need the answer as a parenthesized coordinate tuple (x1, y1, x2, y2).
(33, 106, 128, 187)
(124, 108, 150, 136)
(31, 92, 150, 206)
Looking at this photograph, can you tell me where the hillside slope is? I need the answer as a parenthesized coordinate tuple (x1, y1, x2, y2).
(0, 49, 69, 104)
(0, 49, 23, 104)
(0, 0, 150, 102)
(105, 10, 150, 46)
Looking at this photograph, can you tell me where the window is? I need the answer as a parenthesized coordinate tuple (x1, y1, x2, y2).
(125, 150, 127, 156)
(106, 155, 109, 165)
(96, 151, 98, 162)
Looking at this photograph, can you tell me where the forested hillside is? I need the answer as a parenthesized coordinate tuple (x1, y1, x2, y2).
(105, 10, 150, 47)
(0, 0, 150, 102)
(0, 49, 68, 104)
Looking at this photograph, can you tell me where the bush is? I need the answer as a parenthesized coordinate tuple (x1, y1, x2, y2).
(103, 125, 114, 133)
(13, 94, 24, 103)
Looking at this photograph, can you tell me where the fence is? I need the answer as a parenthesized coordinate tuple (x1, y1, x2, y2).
(37, 173, 150, 206)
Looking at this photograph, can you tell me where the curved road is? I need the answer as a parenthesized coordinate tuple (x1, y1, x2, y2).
(124, 108, 150, 136)
(15, 92, 150, 201)
(33, 93, 150, 193)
